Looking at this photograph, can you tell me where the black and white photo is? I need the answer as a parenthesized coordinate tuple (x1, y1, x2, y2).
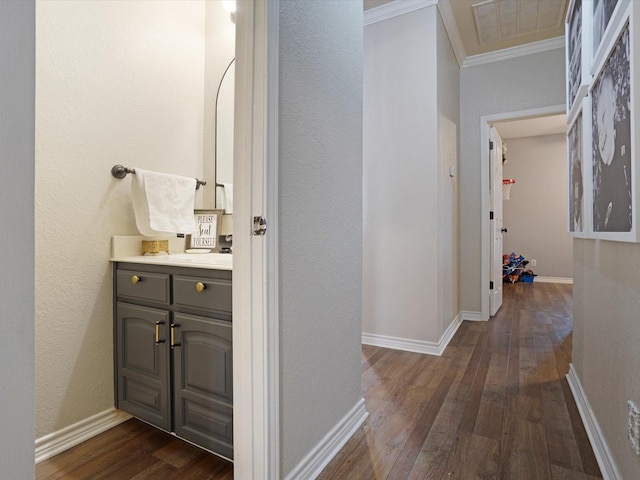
(569, 112, 584, 232)
(592, 23, 631, 233)
(568, 0, 582, 108)
(593, 0, 619, 54)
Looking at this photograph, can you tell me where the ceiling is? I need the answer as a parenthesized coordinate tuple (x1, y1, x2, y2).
(494, 114, 566, 140)
(364, 0, 569, 57)
(363, 0, 569, 138)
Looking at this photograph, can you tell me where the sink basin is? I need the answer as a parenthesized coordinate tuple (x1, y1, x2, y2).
(164, 252, 233, 267)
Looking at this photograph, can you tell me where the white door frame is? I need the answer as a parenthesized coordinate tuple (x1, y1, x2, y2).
(234, 1, 280, 478)
(489, 126, 504, 316)
(479, 104, 565, 321)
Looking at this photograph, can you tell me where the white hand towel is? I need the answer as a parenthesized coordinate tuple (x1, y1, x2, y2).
(222, 183, 233, 214)
(131, 168, 197, 235)
(131, 170, 156, 236)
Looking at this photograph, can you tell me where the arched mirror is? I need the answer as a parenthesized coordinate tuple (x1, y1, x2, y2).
(216, 58, 235, 212)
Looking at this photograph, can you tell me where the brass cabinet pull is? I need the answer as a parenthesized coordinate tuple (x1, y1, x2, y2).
(195, 282, 206, 293)
(170, 324, 181, 348)
(131, 275, 141, 284)
(155, 321, 166, 345)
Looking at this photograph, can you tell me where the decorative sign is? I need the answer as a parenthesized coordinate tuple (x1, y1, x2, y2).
(189, 209, 223, 251)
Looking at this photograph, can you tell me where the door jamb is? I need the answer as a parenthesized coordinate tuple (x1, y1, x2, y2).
(480, 104, 565, 320)
(233, 1, 280, 478)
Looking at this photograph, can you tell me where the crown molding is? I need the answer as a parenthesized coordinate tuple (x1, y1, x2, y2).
(364, 0, 437, 27)
(436, 0, 466, 67)
(363, 0, 466, 66)
(364, 1, 565, 69)
(462, 35, 565, 68)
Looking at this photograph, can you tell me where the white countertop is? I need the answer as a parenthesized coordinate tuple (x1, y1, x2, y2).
(110, 235, 232, 270)
(111, 252, 232, 270)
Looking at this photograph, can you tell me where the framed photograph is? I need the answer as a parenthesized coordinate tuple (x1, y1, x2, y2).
(591, 0, 629, 75)
(568, 110, 585, 234)
(567, 0, 594, 124)
(593, 0, 619, 56)
(187, 209, 223, 251)
(590, 19, 637, 241)
(568, 96, 593, 237)
(567, 0, 584, 112)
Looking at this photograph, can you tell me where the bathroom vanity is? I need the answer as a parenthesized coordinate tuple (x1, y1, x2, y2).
(111, 248, 233, 460)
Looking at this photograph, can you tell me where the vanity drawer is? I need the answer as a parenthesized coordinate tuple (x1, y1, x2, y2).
(173, 276, 232, 314)
(116, 270, 170, 305)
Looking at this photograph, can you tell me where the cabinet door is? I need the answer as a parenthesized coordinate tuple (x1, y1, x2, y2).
(172, 313, 233, 459)
(116, 302, 170, 431)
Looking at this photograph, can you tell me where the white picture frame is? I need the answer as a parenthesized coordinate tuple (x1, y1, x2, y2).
(589, 13, 639, 241)
(567, 0, 593, 123)
(568, 96, 593, 237)
(591, 0, 626, 76)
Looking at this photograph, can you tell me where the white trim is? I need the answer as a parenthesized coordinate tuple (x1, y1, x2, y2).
(283, 399, 368, 480)
(265, 0, 280, 478)
(364, 0, 437, 26)
(437, 0, 466, 67)
(534, 276, 573, 284)
(566, 364, 623, 480)
(362, 313, 463, 356)
(35, 408, 131, 464)
(233, 0, 279, 477)
(461, 310, 484, 321)
(480, 105, 566, 322)
(462, 36, 565, 68)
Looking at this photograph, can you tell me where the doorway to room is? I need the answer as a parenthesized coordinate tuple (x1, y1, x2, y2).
(481, 105, 568, 319)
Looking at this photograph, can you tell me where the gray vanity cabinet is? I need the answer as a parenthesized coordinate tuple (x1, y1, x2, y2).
(114, 262, 233, 459)
(173, 313, 233, 458)
(116, 302, 171, 431)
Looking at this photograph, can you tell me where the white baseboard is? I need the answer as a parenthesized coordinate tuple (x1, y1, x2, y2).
(284, 398, 368, 480)
(35, 408, 131, 464)
(566, 364, 622, 480)
(362, 312, 463, 356)
(535, 276, 573, 284)
(461, 310, 484, 321)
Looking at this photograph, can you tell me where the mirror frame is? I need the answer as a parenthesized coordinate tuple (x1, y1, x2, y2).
(215, 57, 235, 210)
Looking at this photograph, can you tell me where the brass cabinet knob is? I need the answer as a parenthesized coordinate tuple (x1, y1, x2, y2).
(195, 282, 206, 293)
(131, 275, 141, 284)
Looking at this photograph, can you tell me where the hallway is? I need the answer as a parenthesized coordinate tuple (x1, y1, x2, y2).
(319, 282, 602, 479)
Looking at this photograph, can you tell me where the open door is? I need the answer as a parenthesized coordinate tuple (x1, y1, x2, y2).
(489, 126, 504, 316)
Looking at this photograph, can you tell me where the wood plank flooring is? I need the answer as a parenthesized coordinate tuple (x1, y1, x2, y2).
(35, 419, 233, 480)
(318, 282, 601, 480)
(36, 282, 601, 480)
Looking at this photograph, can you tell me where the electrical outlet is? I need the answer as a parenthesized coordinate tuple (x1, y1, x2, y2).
(530, 259, 537, 267)
(628, 401, 640, 455)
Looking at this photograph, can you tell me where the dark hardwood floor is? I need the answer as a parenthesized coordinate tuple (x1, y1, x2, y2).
(36, 282, 601, 480)
(35, 418, 233, 480)
(319, 282, 601, 480)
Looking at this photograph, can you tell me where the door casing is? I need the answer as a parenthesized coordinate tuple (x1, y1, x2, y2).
(479, 105, 565, 320)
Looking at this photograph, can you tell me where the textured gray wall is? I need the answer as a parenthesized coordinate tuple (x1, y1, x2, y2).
(0, 1, 35, 477)
(459, 48, 566, 314)
(362, 5, 459, 345)
(573, 239, 640, 479)
(502, 134, 572, 278)
(362, 7, 440, 342)
(278, 0, 363, 476)
(436, 10, 460, 335)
